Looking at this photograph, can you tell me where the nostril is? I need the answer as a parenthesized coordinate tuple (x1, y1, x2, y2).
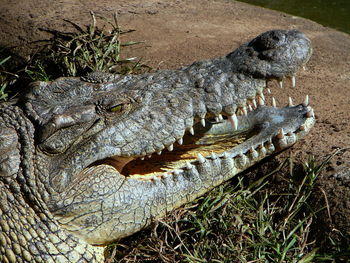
(272, 35, 280, 41)
(252, 31, 286, 51)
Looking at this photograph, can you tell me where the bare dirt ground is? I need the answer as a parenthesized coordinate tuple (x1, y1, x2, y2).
(1, 0, 349, 238)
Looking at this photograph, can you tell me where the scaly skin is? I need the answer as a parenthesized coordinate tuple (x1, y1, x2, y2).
(0, 30, 314, 262)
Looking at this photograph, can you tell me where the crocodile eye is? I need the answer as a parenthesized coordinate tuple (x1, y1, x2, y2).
(109, 104, 123, 112)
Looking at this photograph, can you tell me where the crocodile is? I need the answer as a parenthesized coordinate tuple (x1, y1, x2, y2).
(0, 29, 314, 262)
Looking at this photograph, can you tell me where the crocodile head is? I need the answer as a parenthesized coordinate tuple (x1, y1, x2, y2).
(24, 29, 314, 244)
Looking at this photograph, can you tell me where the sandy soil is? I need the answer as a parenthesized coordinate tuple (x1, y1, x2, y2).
(1, 0, 349, 235)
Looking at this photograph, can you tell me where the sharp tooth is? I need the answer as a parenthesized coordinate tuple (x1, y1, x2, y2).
(288, 97, 294, 107)
(259, 92, 265, 101)
(306, 108, 314, 118)
(258, 96, 265, 106)
(222, 152, 229, 159)
(291, 75, 296, 88)
(303, 66, 306, 71)
(157, 150, 162, 155)
(259, 144, 267, 156)
(148, 155, 152, 158)
(140, 157, 145, 160)
(201, 118, 206, 127)
(210, 152, 217, 159)
(228, 113, 238, 130)
(266, 141, 275, 152)
(242, 106, 247, 115)
(249, 147, 258, 158)
(173, 170, 181, 176)
(218, 114, 223, 121)
(279, 80, 283, 88)
(303, 95, 309, 106)
(267, 88, 271, 94)
(215, 117, 220, 122)
(248, 104, 253, 112)
(272, 97, 277, 108)
(177, 138, 183, 145)
(167, 144, 174, 151)
(189, 127, 194, 135)
(197, 153, 205, 164)
(252, 98, 257, 108)
(277, 128, 284, 139)
(186, 162, 193, 170)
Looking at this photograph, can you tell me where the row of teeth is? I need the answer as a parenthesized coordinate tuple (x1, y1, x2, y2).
(201, 76, 303, 130)
(277, 66, 308, 89)
(278, 74, 297, 89)
(139, 92, 310, 161)
(135, 107, 314, 182)
(134, 73, 309, 178)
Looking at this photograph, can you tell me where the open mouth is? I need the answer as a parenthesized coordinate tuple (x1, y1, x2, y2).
(103, 121, 248, 177)
(90, 91, 315, 181)
(122, 127, 248, 176)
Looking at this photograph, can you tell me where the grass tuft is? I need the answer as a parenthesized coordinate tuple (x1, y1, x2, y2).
(0, 12, 150, 101)
(0, 50, 19, 101)
(35, 11, 149, 77)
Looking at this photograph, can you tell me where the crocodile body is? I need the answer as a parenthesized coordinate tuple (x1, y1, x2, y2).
(0, 30, 314, 262)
